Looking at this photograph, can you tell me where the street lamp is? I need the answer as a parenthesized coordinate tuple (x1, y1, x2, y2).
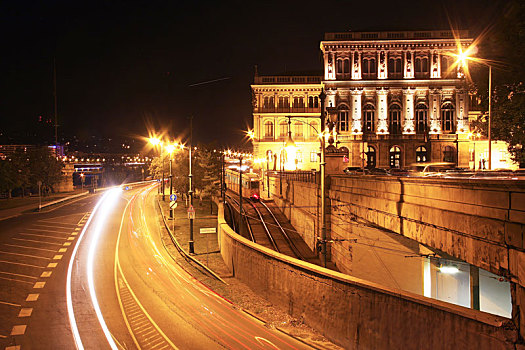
(166, 143, 176, 218)
(453, 46, 493, 169)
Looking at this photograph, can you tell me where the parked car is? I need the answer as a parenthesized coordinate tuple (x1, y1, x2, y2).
(343, 167, 367, 175)
(389, 168, 410, 176)
(407, 162, 457, 177)
(368, 168, 390, 175)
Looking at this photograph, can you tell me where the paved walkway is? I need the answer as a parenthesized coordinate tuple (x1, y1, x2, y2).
(0, 190, 86, 221)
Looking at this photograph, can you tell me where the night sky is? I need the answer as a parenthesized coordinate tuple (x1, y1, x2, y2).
(0, 0, 507, 148)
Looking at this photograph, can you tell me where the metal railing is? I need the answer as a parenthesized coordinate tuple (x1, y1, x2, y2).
(267, 170, 318, 184)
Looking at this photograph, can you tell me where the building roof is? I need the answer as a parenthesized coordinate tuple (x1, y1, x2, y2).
(323, 30, 470, 41)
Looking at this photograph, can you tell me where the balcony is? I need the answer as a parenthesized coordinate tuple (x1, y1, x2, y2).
(255, 106, 321, 114)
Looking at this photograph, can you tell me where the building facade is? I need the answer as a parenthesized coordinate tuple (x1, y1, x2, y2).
(252, 30, 474, 172)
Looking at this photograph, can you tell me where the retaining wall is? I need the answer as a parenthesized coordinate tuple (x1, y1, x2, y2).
(218, 202, 517, 349)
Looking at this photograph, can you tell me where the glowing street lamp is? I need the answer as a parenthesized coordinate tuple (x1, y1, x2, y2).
(451, 45, 493, 170)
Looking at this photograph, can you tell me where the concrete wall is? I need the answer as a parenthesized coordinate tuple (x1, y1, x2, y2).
(218, 202, 517, 349)
(330, 175, 525, 339)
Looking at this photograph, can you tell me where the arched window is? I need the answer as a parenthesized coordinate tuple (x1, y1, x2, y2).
(264, 121, 274, 138)
(293, 96, 304, 108)
(441, 55, 453, 78)
(415, 56, 429, 76)
(279, 121, 288, 138)
(336, 59, 343, 74)
(416, 146, 427, 163)
(441, 102, 455, 133)
(389, 104, 401, 134)
(308, 96, 319, 109)
(362, 57, 376, 78)
(388, 57, 402, 78)
(443, 146, 456, 163)
(366, 146, 376, 169)
(363, 104, 375, 133)
(338, 105, 349, 132)
(310, 121, 319, 140)
(415, 103, 428, 133)
(389, 146, 402, 168)
(293, 122, 303, 138)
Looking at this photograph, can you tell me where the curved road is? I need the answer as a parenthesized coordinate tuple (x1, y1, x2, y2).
(7, 183, 310, 349)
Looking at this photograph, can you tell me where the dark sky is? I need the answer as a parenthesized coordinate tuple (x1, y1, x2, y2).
(0, 0, 507, 148)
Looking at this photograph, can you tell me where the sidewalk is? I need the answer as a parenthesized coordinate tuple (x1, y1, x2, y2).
(157, 194, 341, 350)
(0, 189, 87, 221)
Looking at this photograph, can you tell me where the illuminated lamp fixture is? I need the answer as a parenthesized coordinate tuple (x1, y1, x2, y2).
(439, 264, 459, 274)
(285, 116, 296, 149)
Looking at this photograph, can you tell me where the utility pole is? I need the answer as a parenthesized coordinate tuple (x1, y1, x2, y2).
(221, 152, 225, 202)
(188, 116, 195, 254)
(162, 145, 165, 201)
(169, 151, 173, 218)
(239, 155, 243, 236)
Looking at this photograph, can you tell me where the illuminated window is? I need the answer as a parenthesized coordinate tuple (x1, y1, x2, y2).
(389, 104, 401, 134)
(416, 103, 428, 133)
(441, 103, 455, 133)
(294, 122, 303, 138)
(310, 121, 319, 140)
(389, 146, 402, 168)
(296, 150, 303, 163)
(416, 146, 427, 162)
(263, 96, 274, 110)
(264, 121, 274, 138)
(279, 121, 288, 137)
(338, 106, 349, 132)
(310, 150, 318, 162)
(364, 104, 375, 133)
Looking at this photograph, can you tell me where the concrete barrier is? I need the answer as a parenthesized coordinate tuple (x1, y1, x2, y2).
(217, 202, 517, 349)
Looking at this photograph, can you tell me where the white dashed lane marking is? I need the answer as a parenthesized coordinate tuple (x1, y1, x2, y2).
(47, 263, 57, 268)
(40, 271, 52, 278)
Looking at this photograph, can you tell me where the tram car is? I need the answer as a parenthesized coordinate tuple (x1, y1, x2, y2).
(225, 169, 260, 201)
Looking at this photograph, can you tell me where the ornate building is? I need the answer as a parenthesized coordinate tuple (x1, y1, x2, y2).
(252, 30, 473, 172)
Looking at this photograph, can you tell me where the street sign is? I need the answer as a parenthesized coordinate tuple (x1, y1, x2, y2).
(170, 194, 177, 201)
(188, 205, 195, 219)
(199, 227, 216, 234)
(170, 201, 178, 209)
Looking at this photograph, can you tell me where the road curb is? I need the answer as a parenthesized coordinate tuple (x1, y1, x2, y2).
(156, 197, 227, 284)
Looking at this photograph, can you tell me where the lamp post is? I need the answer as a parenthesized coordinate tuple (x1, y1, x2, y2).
(149, 137, 162, 193)
(238, 155, 243, 236)
(188, 116, 195, 254)
(319, 89, 327, 267)
(166, 143, 175, 218)
(454, 47, 493, 169)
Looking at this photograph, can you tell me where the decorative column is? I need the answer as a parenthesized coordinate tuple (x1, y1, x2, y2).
(431, 50, 440, 78)
(351, 90, 363, 134)
(404, 50, 414, 79)
(429, 90, 441, 134)
(376, 89, 389, 134)
(325, 52, 335, 80)
(352, 51, 361, 80)
(326, 89, 336, 108)
(456, 89, 468, 133)
(378, 50, 387, 79)
(403, 89, 415, 134)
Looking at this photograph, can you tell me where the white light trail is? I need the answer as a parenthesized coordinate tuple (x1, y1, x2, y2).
(66, 188, 122, 350)
(87, 188, 122, 350)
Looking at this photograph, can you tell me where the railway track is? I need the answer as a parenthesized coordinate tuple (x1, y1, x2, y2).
(225, 192, 304, 260)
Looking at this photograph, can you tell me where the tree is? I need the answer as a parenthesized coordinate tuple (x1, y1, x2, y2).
(472, 1, 525, 166)
(27, 148, 64, 194)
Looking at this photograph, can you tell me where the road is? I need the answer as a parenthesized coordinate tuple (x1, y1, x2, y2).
(1, 184, 311, 349)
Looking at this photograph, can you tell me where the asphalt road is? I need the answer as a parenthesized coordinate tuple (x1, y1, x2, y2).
(1, 184, 311, 349)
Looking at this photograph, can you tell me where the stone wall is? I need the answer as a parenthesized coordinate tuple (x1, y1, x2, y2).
(218, 202, 517, 349)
